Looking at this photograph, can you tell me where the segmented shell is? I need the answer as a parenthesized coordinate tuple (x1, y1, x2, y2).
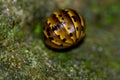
(43, 9, 85, 49)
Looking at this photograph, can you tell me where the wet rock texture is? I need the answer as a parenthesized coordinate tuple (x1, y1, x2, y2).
(0, 0, 120, 80)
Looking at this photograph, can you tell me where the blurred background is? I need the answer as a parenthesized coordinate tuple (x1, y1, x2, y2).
(0, 0, 120, 80)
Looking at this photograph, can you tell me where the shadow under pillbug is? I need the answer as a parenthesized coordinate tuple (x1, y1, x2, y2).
(43, 9, 86, 50)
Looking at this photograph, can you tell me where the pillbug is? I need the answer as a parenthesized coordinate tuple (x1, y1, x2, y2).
(43, 9, 85, 50)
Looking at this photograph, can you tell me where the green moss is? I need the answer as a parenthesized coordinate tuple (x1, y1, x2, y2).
(0, 0, 120, 80)
(34, 23, 43, 35)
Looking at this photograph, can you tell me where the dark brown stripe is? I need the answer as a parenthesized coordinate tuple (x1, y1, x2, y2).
(71, 16, 77, 22)
(70, 9, 82, 40)
(62, 10, 76, 41)
(63, 10, 75, 29)
(70, 9, 81, 24)
(49, 13, 72, 45)
(51, 14, 62, 30)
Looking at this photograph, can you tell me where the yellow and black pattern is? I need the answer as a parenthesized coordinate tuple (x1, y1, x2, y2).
(43, 9, 86, 49)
